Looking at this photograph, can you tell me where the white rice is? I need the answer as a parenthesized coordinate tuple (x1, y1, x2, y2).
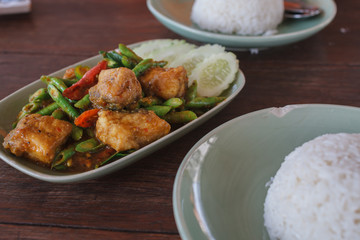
(191, 0, 284, 36)
(264, 133, 360, 240)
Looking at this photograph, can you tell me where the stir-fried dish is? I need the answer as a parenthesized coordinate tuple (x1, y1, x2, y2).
(2, 43, 226, 172)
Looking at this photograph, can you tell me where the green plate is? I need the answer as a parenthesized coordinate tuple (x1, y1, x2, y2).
(147, 0, 337, 49)
(0, 40, 245, 183)
(173, 104, 360, 240)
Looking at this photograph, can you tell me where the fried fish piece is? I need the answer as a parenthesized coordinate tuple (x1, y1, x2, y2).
(89, 67, 142, 110)
(3, 114, 73, 166)
(95, 109, 171, 152)
(138, 66, 188, 100)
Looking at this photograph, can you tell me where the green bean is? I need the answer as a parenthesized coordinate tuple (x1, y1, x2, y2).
(74, 94, 91, 109)
(138, 96, 163, 107)
(185, 80, 198, 102)
(29, 88, 50, 103)
(146, 105, 172, 117)
(132, 58, 168, 78)
(36, 102, 59, 115)
(96, 149, 135, 168)
(85, 128, 95, 138)
(164, 110, 197, 124)
(71, 125, 83, 141)
(107, 51, 137, 69)
(49, 77, 68, 93)
(51, 145, 76, 170)
(132, 58, 153, 78)
(118, 43, 143, 63)
(163, 98, 183, 109)
(41, 75, 78, 87)
(47, 84, 79, 120)
(75, 138, 104, 153)
(62, 78, 79, 86)
(185, 97, 226, 109)
(51, 108, 66, 119)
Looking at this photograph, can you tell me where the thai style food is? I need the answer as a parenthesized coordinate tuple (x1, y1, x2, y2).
(191, 0, 284, 36)
(264, 133, 360, 240)
(2, 42, 238, 172)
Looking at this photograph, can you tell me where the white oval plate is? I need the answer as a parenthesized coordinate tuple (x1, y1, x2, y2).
(0, 40, 245, 183)
(173, 104, 360, 240)
(147, 0, 337, 49)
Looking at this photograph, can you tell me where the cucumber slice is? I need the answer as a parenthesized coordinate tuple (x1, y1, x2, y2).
(169, 44, 225, 77)
(190, 52, 238, 97)
(133, 39, 186, 58)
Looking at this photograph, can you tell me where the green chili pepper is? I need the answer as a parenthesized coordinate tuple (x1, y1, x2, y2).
(74, 65, 90, 80)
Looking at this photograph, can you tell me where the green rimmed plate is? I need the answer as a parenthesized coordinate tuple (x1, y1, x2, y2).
(147, 0, 337, 49)
(0, 40, 245, 183)
(173, 104, 360, 240)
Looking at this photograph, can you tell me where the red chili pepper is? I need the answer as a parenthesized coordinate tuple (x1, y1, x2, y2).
(74, 109, 100, 128)
(63, 60, 107, 100)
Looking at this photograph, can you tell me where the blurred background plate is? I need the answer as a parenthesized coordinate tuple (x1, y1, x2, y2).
(173, 104, 360, 240)
(147, 0, 337, 49)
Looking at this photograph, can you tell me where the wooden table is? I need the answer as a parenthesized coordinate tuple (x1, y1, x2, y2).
(0, 0, 358, 239)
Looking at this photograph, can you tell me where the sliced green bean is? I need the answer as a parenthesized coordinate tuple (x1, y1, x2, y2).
(51, 108, 66, 119)
(74, 94, 91, 109)
(107, 51, 137, 69)
(29, 88, 50, 103)
(185, 80, 198, 102)
(132, 58, 168, 78)
(163, 98, 183, 109)
(51, 145, 76, 170)
(41, 75, 78, 87)
(164, 110, 197, 124)
(47, 84, 79, 120)
(146, 105, 172, 117)
(138, 96, 163, 107)
(49, 77, 68, 93)
(118, 43, 143, 63)
(96, 149, 135, 168)
(75, 138, 104, 153)
(62, 78, 79, 86)
(36, 102, 59, 115)
(185, 97, 226, 109)
(132, 58, 153, 78)
(71, 125, 83, 141)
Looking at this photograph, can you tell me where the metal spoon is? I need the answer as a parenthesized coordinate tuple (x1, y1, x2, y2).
(284, 0, 322, 19)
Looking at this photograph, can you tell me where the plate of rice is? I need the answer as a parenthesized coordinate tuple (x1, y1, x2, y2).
(147, 0, 337, 49)
(173, 104, 360, 239)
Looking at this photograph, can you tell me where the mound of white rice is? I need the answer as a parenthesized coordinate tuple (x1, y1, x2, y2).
(191, 0, 284, 36)
(264, 133, 360, 240)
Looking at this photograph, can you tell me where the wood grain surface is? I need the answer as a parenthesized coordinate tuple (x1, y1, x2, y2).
(0, 0, 358, 239)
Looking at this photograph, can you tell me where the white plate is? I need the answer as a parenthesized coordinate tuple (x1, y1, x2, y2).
(0, 40, 245, 183)
(173, 104, 360, 240)
(147, 0, 337, 49)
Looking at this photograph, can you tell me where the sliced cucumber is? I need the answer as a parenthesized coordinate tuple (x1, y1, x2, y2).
(190, 52, 238, 97)
(168, 44, 226, 80)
